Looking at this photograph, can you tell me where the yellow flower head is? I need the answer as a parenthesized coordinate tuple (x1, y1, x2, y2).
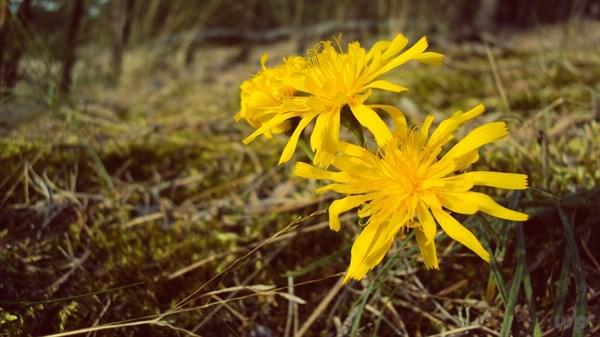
(294, 104, 529, 283)
(240, 34, 444, 168)
(236, 54, 308, 137)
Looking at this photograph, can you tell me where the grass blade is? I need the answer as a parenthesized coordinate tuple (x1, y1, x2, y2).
(517, 221, 541, 337)
(552, 249, 571, 329)
(499, 193, 526, 337)
(499, 223, 524, 337)
(558, 208, 588, 337)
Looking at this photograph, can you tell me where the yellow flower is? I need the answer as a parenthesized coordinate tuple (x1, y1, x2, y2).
(240, 34, 444, 168)
(294, 104, 529, 282)
(236, 54, 308, 137)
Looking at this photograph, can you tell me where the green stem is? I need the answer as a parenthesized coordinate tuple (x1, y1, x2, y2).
(297, 137, 314, 161)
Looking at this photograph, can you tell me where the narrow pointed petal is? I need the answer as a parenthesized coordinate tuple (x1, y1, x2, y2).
(344, 223, 386, 282)
(328, 195, 372, 231)
(242, 112, 298, 144)
(366, 40, 391, 60)
(337, 141, 370, 158)
(372, 37, 429, 78)
(417, 204, 437, 243)
(444, 122, 508, 159)
(293, 162, 351, 183)
(350, 104, 392, 146)
(315, 183, 367, 194)
(415, 228, 439, 269)
(414, 51, 444, 65)
(426, 104, 486, 152)
(430, 208, 490, 262)
(381, 34, 409, 59)
(468, 192, 529, 221)
(367, 104, 408, 137)
(278, 113, 317, 165)
(419, 115, 435, 144)
(440, 191, 528, 221)
(311, 111, 340, 168)
(364, 80, 408, 93)
(450, 171, 529, 190)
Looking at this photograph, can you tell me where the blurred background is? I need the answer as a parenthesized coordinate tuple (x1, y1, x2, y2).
(1, 1, 599, 336)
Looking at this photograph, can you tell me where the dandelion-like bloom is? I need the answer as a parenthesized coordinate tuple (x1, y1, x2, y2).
(294, 104, 529, 282)
(236, 55, 308, 137)
(240, 34, 444, 168)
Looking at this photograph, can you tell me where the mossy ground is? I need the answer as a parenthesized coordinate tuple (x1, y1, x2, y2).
(1, 21, 599, 336)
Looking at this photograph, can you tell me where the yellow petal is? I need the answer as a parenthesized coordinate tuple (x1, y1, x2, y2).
(278, 114, 317, 165)
(414, 51, 444, 65)
(366, 40, 391, 61)
(371, 37, 428, 79)
(439, 193, 480, 215)
(311, 111, 340, 168)
(344, 223, 386, 282)
(381, 34, 409, 60)
(472, 192, 528, 221)
(364, 233, 394, 268)
(350, 104, 392, 146)
(419, 114, 435, 144)
(430, 208, 490, 262)
(315, 183, 364, 194)
(427, 104, 486, 151)
(328, 195, 372, 231)
(260, 53, 269, 70)
(452, 151, 480, 172)
(440, 191, 528, 221)
(242, 112, 298, 144)
(444, 122, 508, 159)
(364, 80, 408, 93)
(293, 162, 351, 183)
(415, 228, 439, 269)
(337, 141, 370, 158)
(453, 171, 528, 190)
(417, 204, 437, 243)
(367, 104, 408, 137)
(331, 157, 370, 177)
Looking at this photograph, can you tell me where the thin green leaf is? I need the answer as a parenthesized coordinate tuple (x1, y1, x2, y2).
(500, 192, 526, 337)
(479, 215, 508, 305)
(517, 221, 541, 337)
(499, 223, 525, 337)
(552, 251, 571, 328)
(558, 208, 588, 337)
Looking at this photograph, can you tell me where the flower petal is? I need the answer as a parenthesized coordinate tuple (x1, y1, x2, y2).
(430, 208, 490, 262)
(242, 112, 298, 144)
(364, 80, 408, 93)
(444, 122, 508, 160)
(414, 51, 444, 65)
(311, 111, 340, 168)
(293, 162, 350, 183)
(350, 103, 393, 146)
(278, 113, 318, 165)
(367, 104, 408, 137)
(328, 195, 373, 231)
(315, 183, 364, 194)
(417, 204, 437, 243)
(415, 228, 439, 269)
(337, 141, 370, 158)
(344, 223, 386, 282)
(450, 171, 529, 190)
(440, 191, 528, 221)
(381, 34, 409, 60)
(370, 37, 429, 79)
(427, 104, 485, 151)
